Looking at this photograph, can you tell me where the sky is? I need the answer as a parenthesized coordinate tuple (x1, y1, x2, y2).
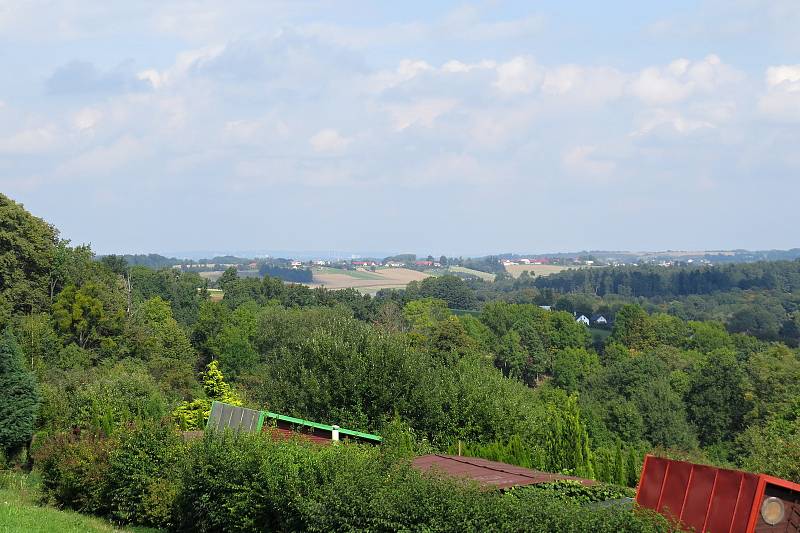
(2, 0, 800, 257)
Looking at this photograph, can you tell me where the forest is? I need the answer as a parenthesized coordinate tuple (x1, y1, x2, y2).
(2, 192, 799, 532)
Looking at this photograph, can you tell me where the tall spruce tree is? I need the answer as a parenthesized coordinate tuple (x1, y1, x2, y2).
(0, 329, 39, 459)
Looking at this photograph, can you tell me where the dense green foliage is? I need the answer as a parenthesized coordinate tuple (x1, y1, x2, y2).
(405, 275, 478, 309)
(535, 261, 800, 297)
(35, 427, 669, 532)
(258, 264, 313, 282)
(0, 194, 60, 321)
(4, 194, 800, 531)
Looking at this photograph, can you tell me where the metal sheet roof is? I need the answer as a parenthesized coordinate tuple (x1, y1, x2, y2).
(411, 454, 595, 490)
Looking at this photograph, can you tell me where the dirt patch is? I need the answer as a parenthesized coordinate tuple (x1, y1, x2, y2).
(308, 267, 430, 292)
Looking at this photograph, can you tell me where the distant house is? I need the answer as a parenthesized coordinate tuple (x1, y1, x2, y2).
(290, 260, 303, 268)
(385, 261, 405, 267)
(539, 305, 552, 311)
(519, 258, 531, 264)
(594, 315, 608, 325)
(414, 260, 434, 267)
(576, 314, 590, 326)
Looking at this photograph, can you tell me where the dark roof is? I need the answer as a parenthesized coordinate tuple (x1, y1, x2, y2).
(411, 454, 595, 490)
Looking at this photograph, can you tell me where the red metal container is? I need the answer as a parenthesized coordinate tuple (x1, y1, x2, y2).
(636, 455, 800, 532)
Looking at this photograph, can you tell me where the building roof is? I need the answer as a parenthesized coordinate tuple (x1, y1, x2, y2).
(411, 454, 595, 490)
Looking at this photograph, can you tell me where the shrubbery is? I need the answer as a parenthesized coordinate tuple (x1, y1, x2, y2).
(35, 432, 115, 515)
(35, 425, 671, 532)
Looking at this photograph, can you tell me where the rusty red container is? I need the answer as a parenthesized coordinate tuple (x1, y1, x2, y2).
(636, 455, 800, 532)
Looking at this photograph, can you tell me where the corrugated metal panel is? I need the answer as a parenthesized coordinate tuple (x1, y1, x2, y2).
(636, 455, 800, 533)
(411, 454, 595, 490)
(205, 401, 263, 434)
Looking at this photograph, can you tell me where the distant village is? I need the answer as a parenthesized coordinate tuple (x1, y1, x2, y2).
(167, 253, 715, 274)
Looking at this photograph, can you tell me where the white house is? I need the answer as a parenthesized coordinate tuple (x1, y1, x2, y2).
(594, 315, 608, 325)
(576, 315, 590, 326)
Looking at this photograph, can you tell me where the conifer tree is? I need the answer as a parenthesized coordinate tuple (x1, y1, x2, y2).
(0, 329, 39, 459)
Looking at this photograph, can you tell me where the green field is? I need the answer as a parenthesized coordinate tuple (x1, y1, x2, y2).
(0, 472, 160, 533)
(447, 266, 496, 281)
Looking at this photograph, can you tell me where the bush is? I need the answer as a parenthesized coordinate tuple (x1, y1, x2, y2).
(521, 479, 634, 504)
(34, 428, 671, 532)
(175, 433, 314, 532)
(174, 432, 668, 533)
(35, 432, 115, 515)
(106, 421, 186, 528)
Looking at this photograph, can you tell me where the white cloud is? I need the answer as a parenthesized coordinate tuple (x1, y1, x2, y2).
(309, 129, 352, 153)
(758, 65, 800, 121)
(441, 60, 496, 74)
(73, 108, 103, 133)
(493, 56, 542, 94)
(628, 55, 741, 105)
(137, 69, 164, 89)
(367, 59, 434, 92)
(766, 65, 800, 87)
(632, 109, 715, 137)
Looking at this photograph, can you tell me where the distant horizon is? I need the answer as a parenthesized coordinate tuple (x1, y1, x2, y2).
(94, 246, 800, 262)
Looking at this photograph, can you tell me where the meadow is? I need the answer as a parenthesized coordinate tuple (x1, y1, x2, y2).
(445, 265, 496, 281)
(0, 472, 159, 533)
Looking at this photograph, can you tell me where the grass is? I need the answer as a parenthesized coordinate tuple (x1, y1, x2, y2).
(0, 471, 160, 533)
(447, 266, 496, 282)
(205, 288, 224, 302)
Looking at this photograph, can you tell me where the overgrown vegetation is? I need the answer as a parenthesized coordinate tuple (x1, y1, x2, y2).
(33, 427, 669, 532)
(3, 192, 800, 530)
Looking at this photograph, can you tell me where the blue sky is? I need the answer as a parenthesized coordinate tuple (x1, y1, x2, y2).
(2, 1, 800, 256)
